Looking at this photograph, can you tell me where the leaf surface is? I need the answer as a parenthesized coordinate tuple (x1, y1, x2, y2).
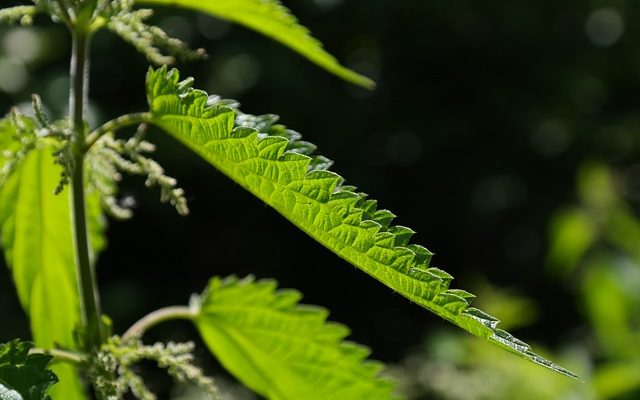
(0, 119, 105, 399)
(194, 276, 397, 400)
(146, 67, 580, 380)
(0, 340, 57, 400)
(135, 0, 375, 89)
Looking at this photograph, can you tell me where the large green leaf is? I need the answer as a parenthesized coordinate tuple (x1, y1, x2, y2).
(135, 0, 375, 89)
(0, 340, 57, 400)
(0, 148, 86, 400)
(0, 118, 106, 399)
(194, 276, 397, 400)
(146, 66, 580, 379)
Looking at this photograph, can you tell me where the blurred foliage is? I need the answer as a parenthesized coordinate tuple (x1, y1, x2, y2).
(550, 163, 640, 398)
(389, 329, 591, 400)
(391, 162, 640, 399)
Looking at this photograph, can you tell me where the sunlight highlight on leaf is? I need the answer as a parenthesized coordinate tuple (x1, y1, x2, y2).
(0, 147, 87, 400)
(0, 117, 106, 400)
(145, 66, 581, 380)
(194, 276, 397, 400)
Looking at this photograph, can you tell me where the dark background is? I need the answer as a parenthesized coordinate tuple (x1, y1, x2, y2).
(1, 0, 639, 396)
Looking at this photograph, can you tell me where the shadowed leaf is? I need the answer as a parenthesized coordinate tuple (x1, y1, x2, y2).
(0, 340, 57, 400)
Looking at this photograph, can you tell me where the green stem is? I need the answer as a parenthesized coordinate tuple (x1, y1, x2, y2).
(30, 348, 86, 366)
(122, 306, 196, 342)
(70, 28, 103, 350)
(85, 112, 152, 150)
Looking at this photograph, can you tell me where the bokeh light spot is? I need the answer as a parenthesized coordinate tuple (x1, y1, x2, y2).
(159, 16, 196, 43)
(530, 119, 571, 157)
(3, 28, 42, 64)
(209, 53, 261, 95)
(46, 73, 70, 113)
(472, 174, 527, 214)
(585, 8, 624, 47)
(0, 58, 28, 94)
(385, 132, 423, 167)
(197, 14, 231, 40)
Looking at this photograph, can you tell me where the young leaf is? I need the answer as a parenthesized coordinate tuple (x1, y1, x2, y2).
(146, 67, 580, 380)
(0, 340, 58, 400)
(194, 276, 397, 400)
(135, 0, 375, 89)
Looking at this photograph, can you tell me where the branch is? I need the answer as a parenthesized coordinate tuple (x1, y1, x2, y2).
(30, 348, 86, 366)
(85, 112, 152, 150)
(122, 306, 196, 342)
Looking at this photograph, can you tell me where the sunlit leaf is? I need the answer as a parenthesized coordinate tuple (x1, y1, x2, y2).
(0, 117, 107, 400)
(145, 66, 580, 380)
(0, 147, 86, 400)
(194, 276, 397, 400)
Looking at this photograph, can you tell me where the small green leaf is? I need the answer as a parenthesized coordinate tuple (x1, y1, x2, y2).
(194, 276, 397, 400)
(0, 340, 58, 400)
(135, 0, 375, 89)
(146, 67, 581, 380)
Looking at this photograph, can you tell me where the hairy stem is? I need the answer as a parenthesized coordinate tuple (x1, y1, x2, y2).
(85, 112, 152, 149)
(30, 348, 86, 366)
(122, 306, 196, 342)
(70, 28, 103, 350)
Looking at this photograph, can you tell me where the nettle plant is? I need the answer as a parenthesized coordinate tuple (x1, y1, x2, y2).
(0, 1, 580, 399)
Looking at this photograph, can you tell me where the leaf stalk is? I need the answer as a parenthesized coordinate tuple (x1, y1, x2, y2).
(30, 347, 87, 366)
(122, 306, 196, 342)
(85, 112, 152, 150)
